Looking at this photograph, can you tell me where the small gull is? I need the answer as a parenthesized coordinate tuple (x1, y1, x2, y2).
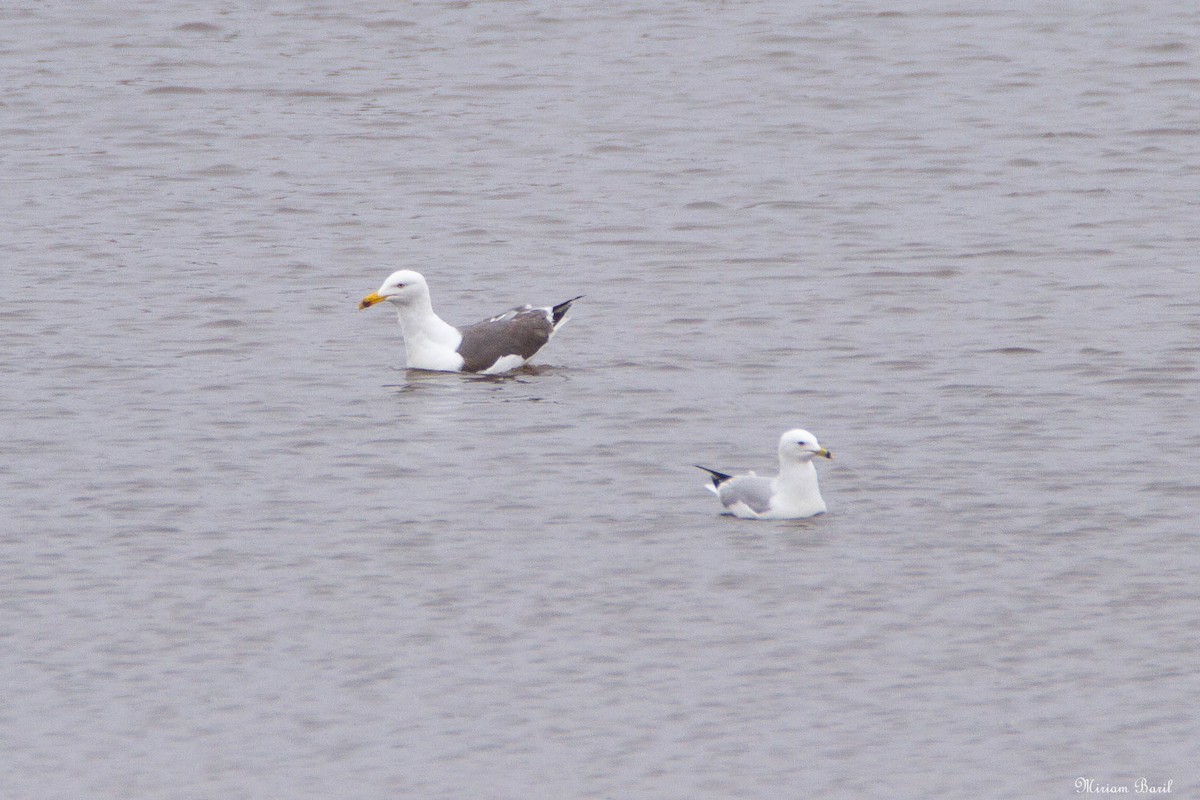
(695, 429, 832, 519)
(359, 270, 582, 373)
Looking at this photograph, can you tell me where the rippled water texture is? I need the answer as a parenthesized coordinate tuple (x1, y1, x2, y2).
(3, 3, 1198, 797)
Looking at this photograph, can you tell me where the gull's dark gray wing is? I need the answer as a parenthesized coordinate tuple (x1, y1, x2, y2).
(456, 306, 554, 373)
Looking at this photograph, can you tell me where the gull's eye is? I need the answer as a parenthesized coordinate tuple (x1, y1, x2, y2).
(394, 283, 406, 288)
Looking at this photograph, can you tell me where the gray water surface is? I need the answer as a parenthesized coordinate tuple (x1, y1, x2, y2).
(3, 3, 1199, 798)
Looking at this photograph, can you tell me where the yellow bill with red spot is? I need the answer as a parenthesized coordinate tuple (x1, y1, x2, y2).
(358, 292, 387, 310)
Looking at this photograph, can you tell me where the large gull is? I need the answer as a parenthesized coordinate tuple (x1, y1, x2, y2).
(695, 429, 832, 519)
(358, 270, 582, 373)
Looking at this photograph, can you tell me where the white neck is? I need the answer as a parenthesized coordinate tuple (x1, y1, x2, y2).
(391, 295, 463, 370)
(771, 459, 826, 516)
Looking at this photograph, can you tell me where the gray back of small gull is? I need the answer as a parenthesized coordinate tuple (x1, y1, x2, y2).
(695, 466, 774, 515)
(716, 475, 775, 515)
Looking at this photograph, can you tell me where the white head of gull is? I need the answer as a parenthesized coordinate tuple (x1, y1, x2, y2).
(359, 269, 581, 374)
(695, 428, 832, 519)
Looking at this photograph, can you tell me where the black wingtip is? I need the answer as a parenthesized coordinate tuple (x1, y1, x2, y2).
(694, 464, 734, 487)
(551, 295, 584, 325)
